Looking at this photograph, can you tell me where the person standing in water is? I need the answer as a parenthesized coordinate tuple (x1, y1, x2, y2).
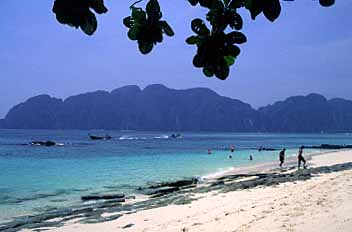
(279, 148, 286, 168)
(208, 149, 212, 155)
(249, 155, 253, 161)
(230, 145, 235, 152)
(298, 146, 307, 169)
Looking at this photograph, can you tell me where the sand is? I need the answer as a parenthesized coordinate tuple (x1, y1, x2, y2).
(25, 150, 352, 232)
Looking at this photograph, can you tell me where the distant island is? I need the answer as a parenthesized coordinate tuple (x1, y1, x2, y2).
(1, 84, 352, 132)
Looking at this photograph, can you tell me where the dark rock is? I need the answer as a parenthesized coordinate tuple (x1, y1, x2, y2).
(209, 180, 225, 187)
(257, 147, 278, 151)
(142, 187, 180, 197)
(122, 223, 134, 229)
(93, 200, 124, 209)
(146, 178, 198, 189)
(30, 141, 57, 147)
(307, 144, 352, 149)
(81, 194, 125, 201)
(172, 196, 193, 205)
(179, 184, 197, 190)
(138, 178, 198, 197)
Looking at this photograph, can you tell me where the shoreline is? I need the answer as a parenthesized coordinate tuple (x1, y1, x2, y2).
(1, 149, 351, 231)
(52, 150, 352, 232)
(0, 148, 324, 224)
(201, 148, 336, 180)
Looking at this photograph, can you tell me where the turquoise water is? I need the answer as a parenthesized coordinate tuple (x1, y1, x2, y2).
(1, 130, 352, 222)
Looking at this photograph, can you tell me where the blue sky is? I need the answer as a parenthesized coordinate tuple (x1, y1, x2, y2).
(0, 1, 351, 118)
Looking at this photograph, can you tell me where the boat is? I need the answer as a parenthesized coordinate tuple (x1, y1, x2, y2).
(170, 133, 182, 139)
(89, 134, 112, 140)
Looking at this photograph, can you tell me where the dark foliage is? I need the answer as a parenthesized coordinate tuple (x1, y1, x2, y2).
(52, 0, 108, 35)
(123, 0, 174, 54)
(186, 0, 246, 80)
(52, 0, 335, 79)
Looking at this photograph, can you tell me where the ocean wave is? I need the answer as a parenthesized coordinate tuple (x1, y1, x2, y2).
(200, 167, 236, 180)
(119, 136, 148, 140)
(153, 135, 169, 139)
(119, 135, 169, 140)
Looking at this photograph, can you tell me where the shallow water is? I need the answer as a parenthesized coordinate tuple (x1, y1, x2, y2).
(0, 130, 351, 222)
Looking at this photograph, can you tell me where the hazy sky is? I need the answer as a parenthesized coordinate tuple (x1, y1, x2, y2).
(1, 1, 351, 118)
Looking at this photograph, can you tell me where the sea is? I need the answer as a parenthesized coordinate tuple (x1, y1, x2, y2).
(1, 130, 352, 223)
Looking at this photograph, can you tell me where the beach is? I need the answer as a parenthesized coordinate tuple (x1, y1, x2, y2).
(22, 149, 352, 232)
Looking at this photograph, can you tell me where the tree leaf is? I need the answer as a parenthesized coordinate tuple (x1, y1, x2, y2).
(152, 30, 163, 43)
(132, 7, 146, 22)
(245, 0, 263, 20)
(224, 55, 235, 66)
(88, 0, 108, 14)
(123, 16, 134, 28)
(319, 0, 335, 7)
(138, 40, 154, 54)
(160, 21, 175, 36)
(225, 45, 241, 57)
(52, 0, 86, 28)
(226, 31, 247, 44)
(128, 26, 139, 40)
(191, 18, 210, 36)
(193, 54, 205, 68)
(146, 0, 161, 20)
(214, 63, 229, 80)
(263, 0, 281, 22)
(80, 11, 97, 36)
(199, 0, 219, 9)
(229, 12, 243, 30)
(203, 66, 214, 77)
(186, 36, 199, 45)
(229, 0, 244, 9)
(188, 0, 199, 6)
(244, 0, 252, 9)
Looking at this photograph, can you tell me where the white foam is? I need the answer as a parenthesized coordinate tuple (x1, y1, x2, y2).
(119, 135, 169, 140)
(153, 135, 169, 139)
(201, 167, 236, 180)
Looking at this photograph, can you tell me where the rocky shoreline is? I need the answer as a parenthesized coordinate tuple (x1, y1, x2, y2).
(1, 161, 352, 232)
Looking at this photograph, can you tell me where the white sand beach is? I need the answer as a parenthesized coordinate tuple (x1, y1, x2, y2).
(26, 150, 352, 232)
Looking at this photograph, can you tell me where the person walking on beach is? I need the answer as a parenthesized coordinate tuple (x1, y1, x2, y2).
(279, 148, 286, 168)
(298, 146, 307, 169)
(230, 145, 235, 152)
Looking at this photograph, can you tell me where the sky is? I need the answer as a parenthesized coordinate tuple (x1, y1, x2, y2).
(0, 1, 352, 118)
